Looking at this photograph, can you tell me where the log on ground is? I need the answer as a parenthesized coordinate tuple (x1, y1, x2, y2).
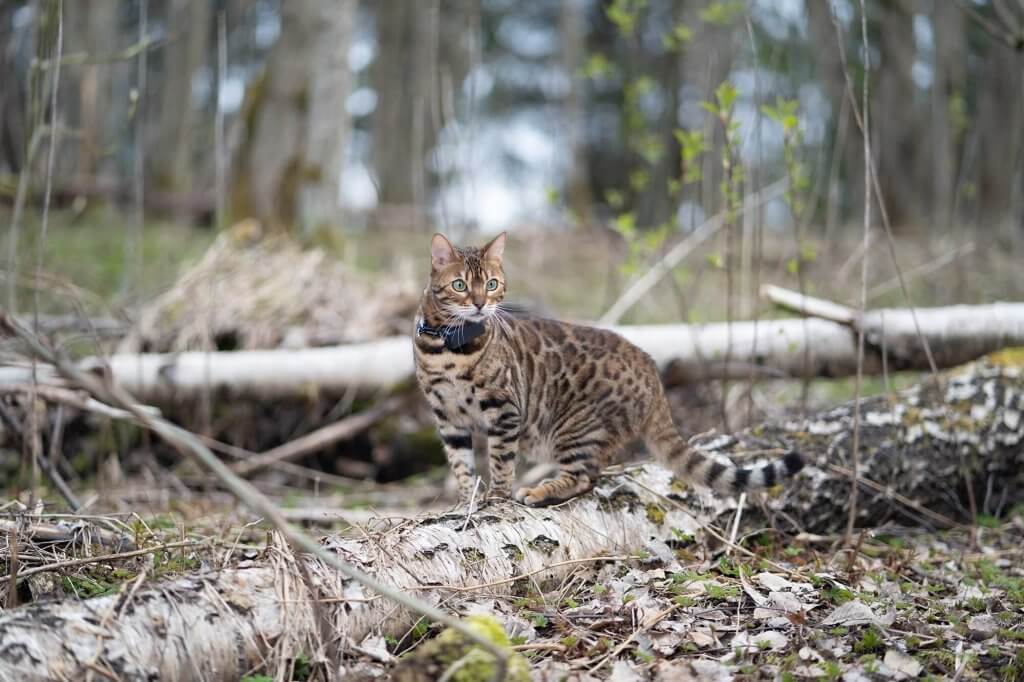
(1, 304, 1022, 398)
(0, 360, 1021, 680)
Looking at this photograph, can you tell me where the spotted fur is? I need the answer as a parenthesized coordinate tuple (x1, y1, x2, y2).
(414, 233, 804, 506)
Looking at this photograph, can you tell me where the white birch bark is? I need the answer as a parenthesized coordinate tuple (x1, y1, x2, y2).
(1, 304, 1022, 398)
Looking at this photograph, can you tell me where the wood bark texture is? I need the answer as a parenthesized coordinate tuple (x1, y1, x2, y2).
(0, 361, 1021, 680)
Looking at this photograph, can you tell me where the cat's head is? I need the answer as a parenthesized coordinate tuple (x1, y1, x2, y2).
(427, 232, 507, 323)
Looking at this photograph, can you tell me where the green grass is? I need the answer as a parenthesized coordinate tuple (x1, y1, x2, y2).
(4, 205, 213, 313)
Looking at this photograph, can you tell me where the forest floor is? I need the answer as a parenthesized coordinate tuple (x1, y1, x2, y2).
(2, 208, 1024, 678)
(2, 482, 1023, 680)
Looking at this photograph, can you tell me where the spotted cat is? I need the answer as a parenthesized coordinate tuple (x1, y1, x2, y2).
(413, 233, 804, 506)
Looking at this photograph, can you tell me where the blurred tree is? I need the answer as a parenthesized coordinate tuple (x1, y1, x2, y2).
(0, 2, 28, 175)
(974, 25, 1024, 230)
(930, 0, 967, 231)
(872, 0, 921, 228)
(368, 0, 477, 229)
(231, 0, 357, 233)
(805, 0, 865, 229)
(150, 0, 210, 196)
(560, 0, 593, 228)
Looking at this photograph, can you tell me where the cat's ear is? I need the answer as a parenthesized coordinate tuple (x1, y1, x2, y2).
(430, 233, 457, 268)
(482, 232, 507, 264)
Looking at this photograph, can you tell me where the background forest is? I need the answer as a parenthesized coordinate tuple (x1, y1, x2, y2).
(2, 1, 1024, 680)
(2, 0, 1023, 270)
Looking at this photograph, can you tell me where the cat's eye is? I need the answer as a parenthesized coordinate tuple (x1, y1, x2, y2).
(486, 278, 499, 291)
(451, 279, 467, 292)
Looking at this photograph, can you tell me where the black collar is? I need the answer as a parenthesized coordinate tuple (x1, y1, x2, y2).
(416, 319, 487, 351)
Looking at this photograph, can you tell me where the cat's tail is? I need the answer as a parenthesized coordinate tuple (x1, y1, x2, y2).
(643, 402, 804, 494)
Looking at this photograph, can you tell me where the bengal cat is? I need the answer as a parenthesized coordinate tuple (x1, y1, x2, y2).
(413, 232, 804, 507)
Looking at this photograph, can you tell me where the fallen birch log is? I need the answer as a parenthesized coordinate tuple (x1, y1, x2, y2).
(1, 303, 1022, 398)
(0, 359, 1021, 680)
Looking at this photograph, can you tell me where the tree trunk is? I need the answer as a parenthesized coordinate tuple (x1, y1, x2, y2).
(230, 0, 357, 233)
(151, 0, 210, 197)
(368, 0, 475, 230)
(929, 0, 966, 231)
(1, 302, 1023, 398)
(0, 360, 1021, 680)
(559, 0, 593, 229)
(805, 0, 864, 226)
(0, 1, 27, 175)
(872, 0, 922, 229)
(975, 42, 1022, 229)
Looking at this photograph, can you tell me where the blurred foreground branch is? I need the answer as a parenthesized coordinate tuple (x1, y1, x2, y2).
(0, 358, 1021, 678)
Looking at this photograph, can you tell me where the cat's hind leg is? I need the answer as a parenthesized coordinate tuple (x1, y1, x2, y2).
(514, 435, 606, 506)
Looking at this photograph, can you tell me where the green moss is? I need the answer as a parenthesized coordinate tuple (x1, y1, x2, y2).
(824, 587, 855, 605)
(704, 583, 739, 601)
(645, 503, 666, 524)
(422, 615, 531, 682)
(987, 347, 1024, 368)
(61, 574, 119, 598)
(853, 627, 885, 654)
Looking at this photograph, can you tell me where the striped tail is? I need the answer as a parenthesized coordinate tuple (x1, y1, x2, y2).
(645, 405, 804, 494)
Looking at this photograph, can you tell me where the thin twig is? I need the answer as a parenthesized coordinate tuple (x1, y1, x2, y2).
(215, 12, 227, 231)
(598, 180, 787, 325)
(232, 397, 401, 476)
(1, 540, 195, 585)
(832, 1, 942, 385)
(4, 528, 18, 608)
(831, 0, 871, 547)
(586, 604, 677, 674)
(726, 492, 746, 557)
(124, 0, 148, 298)
(32, 37, 165, 70)
(825, 464, 967, 530)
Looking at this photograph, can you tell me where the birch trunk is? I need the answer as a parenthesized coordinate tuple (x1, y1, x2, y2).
(1, 303, 1022, 398)
(0, 361, 1021, 680)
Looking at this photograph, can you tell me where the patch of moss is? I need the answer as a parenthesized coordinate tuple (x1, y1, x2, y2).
(61, 574, 119, 598)
(396, 614, 530, 682)
(645, 503, 666, 525)
(853, 627, 885, 654)
(987, 347, 1024, 368)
